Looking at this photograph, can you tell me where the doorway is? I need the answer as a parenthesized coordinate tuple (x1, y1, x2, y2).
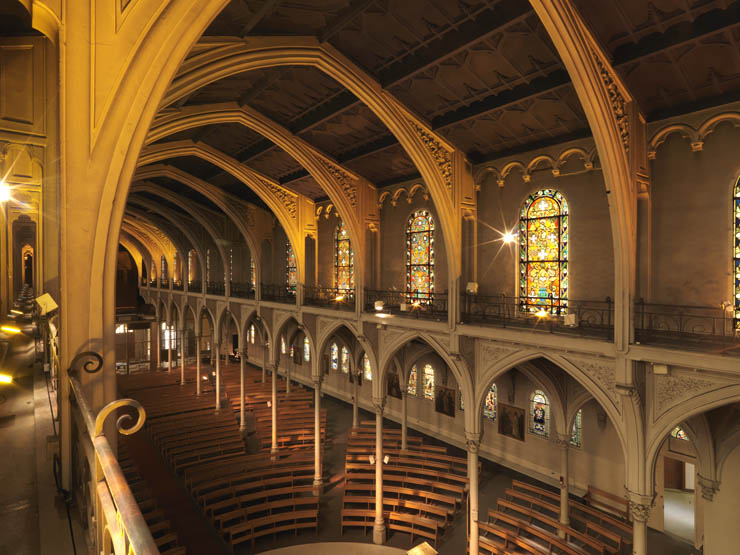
(663, 456, 695, 543)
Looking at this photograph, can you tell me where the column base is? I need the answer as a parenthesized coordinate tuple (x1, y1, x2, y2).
(270, 447, 279, 461)
(312, 478, 323, 495)
(372, 521, 386, 545)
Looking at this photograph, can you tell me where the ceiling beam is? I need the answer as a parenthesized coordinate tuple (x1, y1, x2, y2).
(319, 0, 379, 43)
(242, 0, 282, 36)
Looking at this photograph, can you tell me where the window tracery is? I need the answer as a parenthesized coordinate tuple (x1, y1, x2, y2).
(406, 210, 435, 303)
(423, 364, 435, 400)
(335, 221, 354, 292)
(286, 242, 297, 291)
(529, 389, 550, 437)
(671, 426, 689, 441)
(330, 343, 338, 371)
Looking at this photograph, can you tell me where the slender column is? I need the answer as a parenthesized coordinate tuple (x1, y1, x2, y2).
(239, 349, 246, 431)
(401, 390, 408, 450)
(271, 364, 278, 457)
(156, 322, 162, 369)
(629, 501, 652, 555)
(556, 434, 570, 538)
(313, 376, 323, 493)
(467, 435, 480, 555)
(214, 342, 221, 412)
(352, 378, 359, 428)
(261, 345, 266, 383)
(195, 335, 201, 395)
(373, 399, 386, 545)
(167, 325, 173, 372)
(286, 360, 291, 395)
(179, 327, 185, 385)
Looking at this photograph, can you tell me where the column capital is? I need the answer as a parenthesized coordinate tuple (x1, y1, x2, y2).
(312, 375, 323, 388)
(372, 397, 385, 415)
(697, 474, 720, 501)
(555, 433, 570, 449)
(625, 489, 654, 522)
(238, 349, 248, 358)
(465, 430, 481, 453)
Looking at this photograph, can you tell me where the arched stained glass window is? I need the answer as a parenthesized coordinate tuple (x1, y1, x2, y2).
(734, 177, 740, 329)
(330, 343, 339, 371)
(341, 346, 350, 374)
(289, 343, 295, 359)
(406, 210, 435, 303)
(250, 258, 256, 289)
(529, 390, 550, 437)
(407, 365, 417, 396)
(206, 249, 211, 282)
(363, 354, 372, 381)
(280, 335, 286, 355)
(484, 384, 497, 420)
(161, 255, 167, 279)
(671, 426, 689, 441)
(249, 324, 255, 344)
(423, 364, 435, 400)
(286, 242, 297, 291)
(335, 221, 354, 292)
(520, 190, 568, 314)
(304, 337, 310, 362)
(570, 409, 582, 447)
(188, 250, 195, 282)
(229, 248, 233, 281)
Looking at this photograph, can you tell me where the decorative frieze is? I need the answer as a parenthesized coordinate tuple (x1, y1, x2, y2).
(259, 176, 296, 220)
(316, 158, 357, 208)
(592, 50, 629, 153)
(407, 119, 452, 190)
(655, 373, 715, 415)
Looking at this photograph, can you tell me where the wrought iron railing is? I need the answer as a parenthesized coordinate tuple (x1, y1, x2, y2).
(159, 278, 169, 289)
(230, 281, 255, 299)
(634, 300, 739, 351)
(260, 283, 296, 304)
(364, 289, 448, 321)
(460, 294, 614, 339)
(140, 277, 147, 287)
(188, 280, 202, 293)
(304, 286, 355, 310)
(206, 281, 225, 295)
(172, 280, 183, 291)
(67, 352, 157, 554)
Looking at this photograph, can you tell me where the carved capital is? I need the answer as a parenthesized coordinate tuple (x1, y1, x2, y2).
(555, 433, 570, 449)
(628, 501, 652, 523)
(466, 439, 480, 454)
(372, 397, 385, 415)
(697, 475, 720, 501)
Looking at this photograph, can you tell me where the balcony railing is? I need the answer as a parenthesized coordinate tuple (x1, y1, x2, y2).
(140, 277, 147, 287)
(188, 280, 202, 293)
(230, 281, 255, 299)
(634, 300, 739, 353)
(261, 283, 296, 304)
(206, 281, 225, 295)
(304, 286, 355, 310)
(149, 279, 157, 288)
(159, 278, 169, 288)
(172, 280, 183, 291)
(461, 294, 614, 339)
(67, 352, 158, 554)
(364, 289, 448, 321)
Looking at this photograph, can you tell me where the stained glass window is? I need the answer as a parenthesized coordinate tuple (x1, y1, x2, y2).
(286, 242, 297, 291)
(289, 343, 294, 359)
(484, 384, 497, 420)
(406, 210, 435, 303)
(363, 354, 372, 381)
(734, 178, 740, 329)
(250, 258, 256, 289)
(671, 426, 689, 441)
(250, 324, 255, 344)
(229, 248, 233, 281)
(188, 250, 196, 282)
(281, 335, 286, 355)
(335, 221, 354, 293)
(458, 390, 464, 411)
(304, 337, 310, 362)
(529, 390, 550, 437)
(570, 409, 582, 447)
(330, 343, 338, 371)
(161, 255, 167, 279)
(520, 189, 568, 314)
(423, 364, 435, 400)
(407, 365, 417, 396)
(206, 249, 211, 282)
(341, 346, 350, 374)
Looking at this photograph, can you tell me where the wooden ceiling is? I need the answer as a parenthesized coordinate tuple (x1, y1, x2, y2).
(147, 0, 740, 204)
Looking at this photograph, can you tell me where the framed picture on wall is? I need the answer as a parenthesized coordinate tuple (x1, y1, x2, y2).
(387, 372, 402, 399)
(499, 403, 525, 441)
(434, 385, 455, 417)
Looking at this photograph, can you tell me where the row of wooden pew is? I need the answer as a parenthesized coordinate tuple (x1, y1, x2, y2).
(341, 422, 470, 548)
(474, 479, 634, 555)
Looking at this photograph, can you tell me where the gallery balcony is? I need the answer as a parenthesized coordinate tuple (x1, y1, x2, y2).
(460, 294, 614, 340)
(304, 286, 355, 311)
(172, 280, 184, 291)
(634, 300, 740, 355)
(229, 281, 255, 299)
(206, 281, 225, 296)
(260, 283, 296, 304)
(188, 280, 202, 293)
(364, 289, 448, 322)
(159, 278, 169, 289)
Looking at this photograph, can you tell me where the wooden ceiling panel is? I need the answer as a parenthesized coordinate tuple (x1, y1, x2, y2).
(247, 148, 302, 181)
(299, 103, 388, 156)
(342, 143, 418, 185)
(285, 175, 326, 199)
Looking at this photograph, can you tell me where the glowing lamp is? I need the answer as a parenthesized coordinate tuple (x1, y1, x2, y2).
(0, 374, 12, 384)
(535, 309, 548, 318)
(202, 375, 208, 381)
(10, 309, 23, 315)
(1, 326, 21, 334)
(383, 455, 390, 465)
(0, 182, 10, 203)
(503, 231, 516, 244)
(334, 294, 345, 302)
(368, 455, 375, 465)
(374, 301, 384, 311)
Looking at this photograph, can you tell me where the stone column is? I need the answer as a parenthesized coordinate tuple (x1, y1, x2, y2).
(167, 325, 172, 372)
(556, 433, 570, 537)
(152, 321, 160, 371)
(239, 349, 246, 432)
(373, 399, 386, 545)
(286, 358, 291, 395)
(313, 376, 323, 493)
(271, 363, 278, 457)
(467, 435, 480, 555)
(195, 334, 201, 396)
(401, 390, 408, 451)
(628, 496, 653, 555)
(179, 327, 185, 385)
(214, 342, 221, 412)
(352, 376, 359, 428)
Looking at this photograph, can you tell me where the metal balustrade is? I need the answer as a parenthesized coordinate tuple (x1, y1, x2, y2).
(304, 286, 355, 310)
(460, 294, 614, 339)
(188, 280, 202, 293)
(364, 289, 448, 321)
(206, 281, 225, 295)
(159, 278, 169, 288)
(229, 281, 255, 299)
(172, 280, 183, 291)
(67, 352, 157, 555)
(261, 282, 296, 303)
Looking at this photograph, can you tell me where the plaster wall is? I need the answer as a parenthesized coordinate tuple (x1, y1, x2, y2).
(703, 444, 740, 555)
